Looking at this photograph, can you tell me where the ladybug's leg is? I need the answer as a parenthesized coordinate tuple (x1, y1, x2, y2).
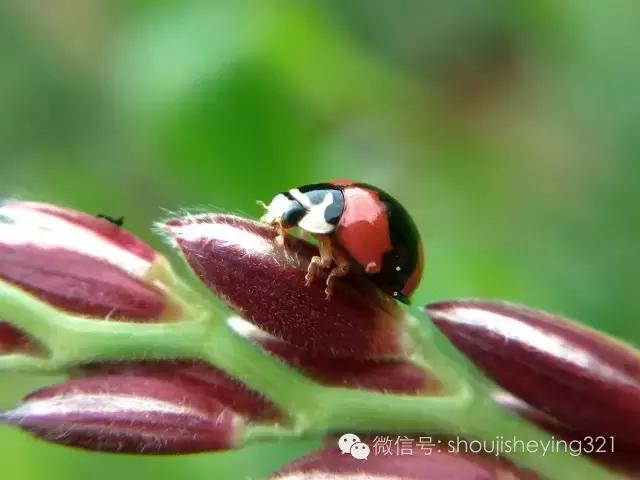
(274, 219, 287, 247)
(297, 228, 310, 241)
(305, 234, 333, 287)
(325, 250, 350, 300)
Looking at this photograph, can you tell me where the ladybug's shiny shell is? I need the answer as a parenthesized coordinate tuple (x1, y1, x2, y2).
(261, 181, 424, 303)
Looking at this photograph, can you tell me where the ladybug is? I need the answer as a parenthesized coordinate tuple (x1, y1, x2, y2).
(260, 181, 424, 303)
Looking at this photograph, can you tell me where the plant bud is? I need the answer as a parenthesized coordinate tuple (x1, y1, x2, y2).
(161, 214, 412, 359)
(427, 299, 640, 446)
(0, 201, 177, 321)
(269, 441, 538, 479)
(1, 375, 245, 453)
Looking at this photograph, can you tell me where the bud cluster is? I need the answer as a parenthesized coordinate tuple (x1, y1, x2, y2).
(0, 201, 637, 478)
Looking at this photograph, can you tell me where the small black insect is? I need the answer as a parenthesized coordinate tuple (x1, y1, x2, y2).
(96, 214, 125, 227)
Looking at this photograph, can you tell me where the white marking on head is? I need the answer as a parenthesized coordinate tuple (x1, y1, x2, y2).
(289, 189, 312, 209)
(395, 266, 401, 272)
(260, 193, 295, 225)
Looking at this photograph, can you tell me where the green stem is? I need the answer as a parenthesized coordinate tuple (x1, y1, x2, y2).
(0, 281, 624, 479)
(458, 397, 619, 480)
(321, 387, 472, 434)
(198, 321, 320, 418)
(0, 281, 70, 344)
(0, 354, 53, 372)
(0, 281, 318, 416)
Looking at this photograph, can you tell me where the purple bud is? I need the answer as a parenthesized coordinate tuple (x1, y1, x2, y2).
(269, 441, 538, 479)
(0, 201, 174, 321)
(289, 355, 437, 395)
(495, 392, 640, 476)
(160, 214, 412, 359)
(1, 247, 167, 320)
(426, 299, 640, 446)
(229, 317, 440, 394)
(76, 361, 281, 422)
(1, 201, 157, 274)
(1, 375, 245, 454)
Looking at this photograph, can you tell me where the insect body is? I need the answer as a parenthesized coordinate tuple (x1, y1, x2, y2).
(260, 181, 424, 303)
(96, 214, 124, 227)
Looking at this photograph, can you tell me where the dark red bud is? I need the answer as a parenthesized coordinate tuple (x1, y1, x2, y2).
(161, 214, 412, 359)
(269, 441, 538, 479)
(286, 354, 437, 395)
(0, 201, 175, 321)
(494, 392, 640, 476)
(229, 317, 440, 394)
(0, 201, 157, 275)
(0, 201, 158, 266)
(76, 361, 281, 422)
(0, 247, 167, 321)
(426, 299, 640, 447)
(1, 375, 244, 454)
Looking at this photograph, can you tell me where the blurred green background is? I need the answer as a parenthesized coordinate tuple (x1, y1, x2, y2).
(1, 0, 638, 478)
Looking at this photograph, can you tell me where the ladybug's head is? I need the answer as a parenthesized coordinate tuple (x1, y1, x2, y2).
(260, 193, 306, 229)
(261, 186, 345, 235)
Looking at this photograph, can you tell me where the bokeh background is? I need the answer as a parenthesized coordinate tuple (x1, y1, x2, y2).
(1, 1, 638, 478)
